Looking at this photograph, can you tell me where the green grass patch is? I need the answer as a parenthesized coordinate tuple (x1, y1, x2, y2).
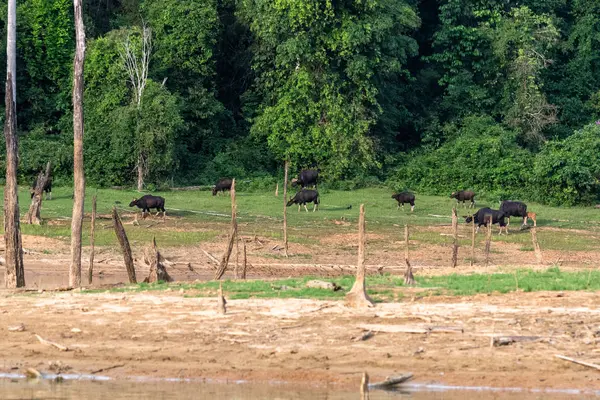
(78, 267, 600, 300)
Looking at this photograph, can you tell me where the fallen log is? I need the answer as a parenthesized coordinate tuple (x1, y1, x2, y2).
(357, 324, 463, 334)
(491, 336, 542, 347)
(555, 354, 600, 371)
(369, 373, 414, 390)
(35, 334, 69, 351)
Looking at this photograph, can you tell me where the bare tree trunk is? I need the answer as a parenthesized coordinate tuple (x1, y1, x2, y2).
(112, 207, 136, 283)
(451, 207, 458, 268)
(275, 183, 279, 197)
(283, 161, 289, 257)
(360, 372, 370, 400)
(403, 224, 414, 285)
(531, 227, 543, 264)
(144, 237, 173, 283)
(25, 162, 51, 225)
(215, 179, 237, 280)
(137, 154, 144, 191)
(345, 204, 374, 308)
(3, 77, 24, 288)
(70, 0, 86, 288)
(242, 241, 247, 279)
(470, 218, 476, 266)
(88, 195, 96, 284)
(3, 0, 23, 289)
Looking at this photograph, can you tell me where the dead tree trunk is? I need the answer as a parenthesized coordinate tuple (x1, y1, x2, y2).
(242, 241, 247, 279)
(3, 76, 24, 288)
(25, 162, 51, 225)
(112, 207, 136, 283)
(87, 195, 97, 284)
(144, 237, 173, 283)
(470, 218, 476, 266)
(485, 216, 492, 267)
(215, 179, 237, 280)
(345, 204, 374, 308)
(217, 282, 227, 314)
(451, 208, 459, 267)
(137, 154, 144, 191)
(283, 160, 289, 257)
(403, 224, 415, 285)
(360, 372, 369, 400)
(275, 183, 279, 197)
(531, 227, 543, 264)
(70, 0, 86, 288)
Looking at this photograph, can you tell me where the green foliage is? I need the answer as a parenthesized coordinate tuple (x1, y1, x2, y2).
(532, 123, 600, 205)
(389, 116, 534, 199)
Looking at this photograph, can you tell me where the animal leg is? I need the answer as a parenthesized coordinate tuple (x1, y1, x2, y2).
(304, 204, 309, 213)
(297, 204, 301, 212)
(475, 226, 480, 233)
(410, 204, 415, 212)
(312, 203, 317, 212)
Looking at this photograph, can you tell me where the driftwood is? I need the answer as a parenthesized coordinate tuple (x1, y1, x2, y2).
(112, 207, 136, 283)
(90, 364, 125, 374)
(283, 161, 289, 257)
(88, 195, 97, 284)
(217, 282, 227, 314)
(143, 237, 173, 283)
(403, 224, 415, 285)
(555, 354, 600, 371)
(451, 208, 458, 267)
(215, 179, 237, 280)
(369, 374, 414, 390)
(25, 161, 51, 225)
(491, 335, 542, 347)
(352, 331, 374, 341)
(202, 249, 219, 266)
(345, 204, 374, 308)
(358, 324, 463, 334)
(35, 334, 69, 351)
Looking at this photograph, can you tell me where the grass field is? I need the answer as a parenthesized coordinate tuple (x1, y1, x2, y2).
(3, 185, 600, 252)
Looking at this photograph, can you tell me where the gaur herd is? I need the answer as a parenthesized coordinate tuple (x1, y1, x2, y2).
(29, 167, 537, 234)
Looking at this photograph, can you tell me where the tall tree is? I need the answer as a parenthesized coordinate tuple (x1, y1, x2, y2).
(4, 0, 25, 288)
(70, 0, 86, 287)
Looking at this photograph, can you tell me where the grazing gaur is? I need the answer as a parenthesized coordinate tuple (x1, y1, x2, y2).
(526, 211, 537, 227)
(30, 176, 52, 200)
(212, 178, 233, 196)
(391, 192, 415, 212)
(465, 207, 507, 235)
(129, 195, 166, 218)
(287, 189, 319, 212)
(291, 169, 319, 190)
(451, 190, 476, 208)
(499, 200, 528, 229)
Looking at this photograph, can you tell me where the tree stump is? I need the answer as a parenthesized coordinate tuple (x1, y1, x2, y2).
(112, 206, 137, 283)
(345, 204, 374, 308)
(531, 227, 543, 264)
(217, 282, 227, 314)
(144, 237, 173, 283)
(25, 161, 51, 225)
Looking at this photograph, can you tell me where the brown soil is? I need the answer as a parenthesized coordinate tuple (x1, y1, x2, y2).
(1, 290, 599, 391)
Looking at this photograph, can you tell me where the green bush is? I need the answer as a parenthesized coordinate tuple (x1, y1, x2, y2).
(532, 123, 600, 206)
(388, 116, 534, 200)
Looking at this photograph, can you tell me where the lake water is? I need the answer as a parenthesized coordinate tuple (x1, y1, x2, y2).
(1, 377, 598, 400)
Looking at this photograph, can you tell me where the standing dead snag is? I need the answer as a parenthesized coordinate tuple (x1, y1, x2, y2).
(283, 161, 289, 257)
(241, 241, 248, 279)
(360, 372, 369, 400)
(531, 227, 543, 264)
(88, 195, 97, 284)
(70, 0, 86, 288)
(144, 237, 173, 283)
(25, 161, 52, 225)
(112, 207, 137, 283)
(217, 282, 227, 314)
(451, 207, 458, 268)
(485, 215, 492, 267)
(345, 204, 374, 308)
(215, 179, 237, 280)
(403, 225, 415, 286)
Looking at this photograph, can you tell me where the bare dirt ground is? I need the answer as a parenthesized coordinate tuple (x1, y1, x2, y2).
(1, 289, 600, 391)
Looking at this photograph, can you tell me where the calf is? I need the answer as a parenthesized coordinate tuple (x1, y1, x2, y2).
(391, 192, 415, 212)
(527, 211, 537, 227)
(499, 201, 528, 228)
(212, 178, 233, 196)
(129, 195, 166, 217)
(465, 207, 507, 235)
(30, 176, 52, 200)
(287, 189, 319, 212)
(450, 190, 475, 208)
(291, 169, 319, 190)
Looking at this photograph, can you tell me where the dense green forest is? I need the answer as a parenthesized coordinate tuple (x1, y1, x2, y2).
(1, 0, 599, 205)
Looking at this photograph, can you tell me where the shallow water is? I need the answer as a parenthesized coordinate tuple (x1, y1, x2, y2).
(1, 378, 598, 400)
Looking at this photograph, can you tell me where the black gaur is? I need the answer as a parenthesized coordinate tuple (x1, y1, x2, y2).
(287, 189, 319, 212)
(391, 192, 415, 212)
(212, 178, 233, 196)
(465, 207, 507, 235)
(450, 190, 476, 208)
(129, 195, 166, 217)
